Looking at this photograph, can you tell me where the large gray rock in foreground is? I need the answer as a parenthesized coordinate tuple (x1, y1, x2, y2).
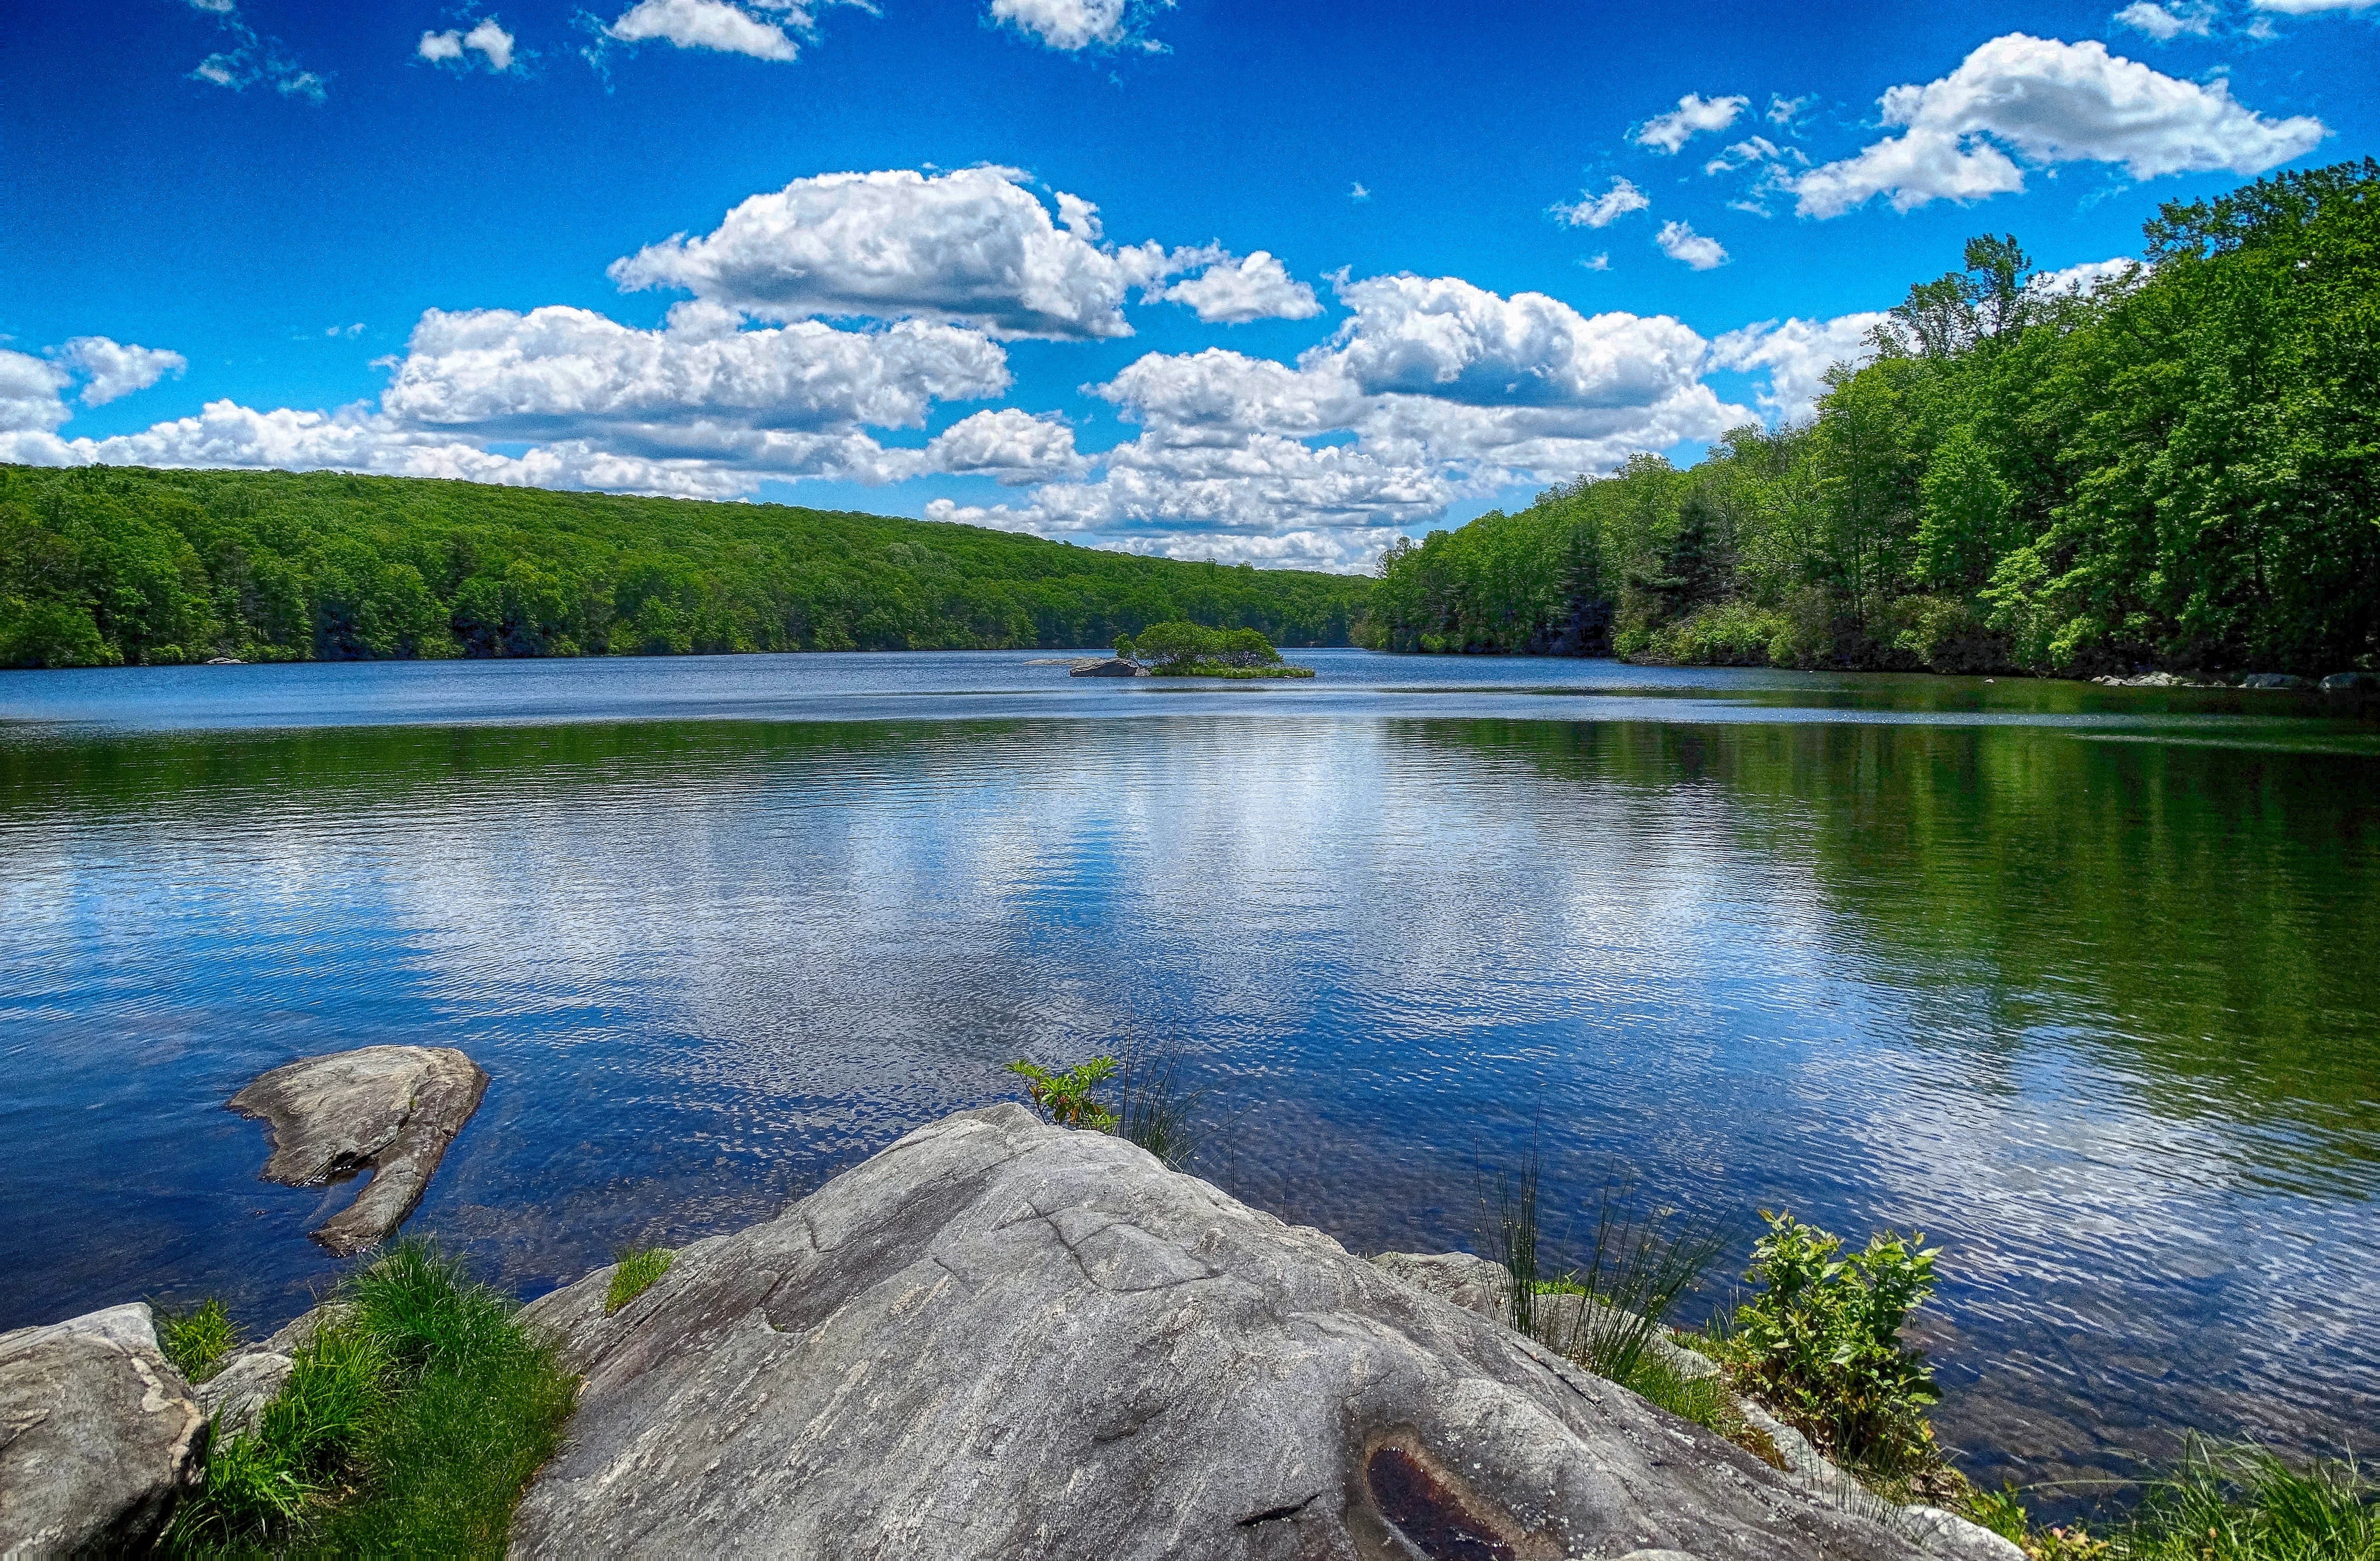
(230, 1045, 488, 1255)
(513, 1105, 1924, 1560)
(0, 1304, 206, 1554)
(1068, 656, 1149, 677)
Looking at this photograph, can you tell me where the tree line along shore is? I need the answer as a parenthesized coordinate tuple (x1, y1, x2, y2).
(3, 161, 2373, 681)
(0, 466, 1369, 669)
(1360, 160, 2379, 682)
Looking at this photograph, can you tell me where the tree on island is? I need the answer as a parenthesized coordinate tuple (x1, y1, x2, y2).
(1115, 620, 1286, 671)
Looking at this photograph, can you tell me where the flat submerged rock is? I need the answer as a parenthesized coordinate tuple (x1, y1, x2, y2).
(230, 1045, 488, 1255)
(512, 1105, 1930, 1560)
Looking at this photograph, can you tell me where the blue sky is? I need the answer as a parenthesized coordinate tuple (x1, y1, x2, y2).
(3, 0, 2372, 569)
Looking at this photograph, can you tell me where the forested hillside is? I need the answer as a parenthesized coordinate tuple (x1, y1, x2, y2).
(0, 466, 1369, 667)
(1360, 160, 2380, 679)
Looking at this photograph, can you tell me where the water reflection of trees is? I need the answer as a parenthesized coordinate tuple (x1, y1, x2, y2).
(1409, 717, 2380, 1148)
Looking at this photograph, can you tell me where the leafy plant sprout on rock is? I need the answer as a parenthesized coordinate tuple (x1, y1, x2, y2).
(1726, 1210, 1944, 1480)
(1005, 1056, 1121, 1131)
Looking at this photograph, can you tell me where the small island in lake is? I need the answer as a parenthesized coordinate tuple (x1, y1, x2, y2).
(1111, 621, 1316, 678)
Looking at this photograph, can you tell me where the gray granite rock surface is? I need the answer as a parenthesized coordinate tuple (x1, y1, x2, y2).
(230, 1045, 487, 1255)
(0, 1303, 206, 1554)
(512, 1105, 1927, 1560)
(195, 1349, 294, 1442)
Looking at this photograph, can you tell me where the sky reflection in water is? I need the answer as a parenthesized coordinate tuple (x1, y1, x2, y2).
(1, 650, 2374, 1510)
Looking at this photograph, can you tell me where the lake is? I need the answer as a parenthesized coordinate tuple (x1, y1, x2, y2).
(3, 649, 2374, 1509)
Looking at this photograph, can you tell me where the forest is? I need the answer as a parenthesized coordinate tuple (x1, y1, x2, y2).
(0, 466, 1371, 667)
(1359, 159, 2380, 678)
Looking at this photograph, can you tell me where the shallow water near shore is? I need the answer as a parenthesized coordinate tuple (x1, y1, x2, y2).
(3, 649, 2375, 1514)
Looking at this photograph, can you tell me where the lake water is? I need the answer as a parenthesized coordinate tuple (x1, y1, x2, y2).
(3, 649, 2374, 1510)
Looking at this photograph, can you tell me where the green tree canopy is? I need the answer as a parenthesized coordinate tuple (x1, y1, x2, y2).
(1360, 159, 2380, 679)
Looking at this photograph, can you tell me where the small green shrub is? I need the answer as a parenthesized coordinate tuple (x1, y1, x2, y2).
(1728, 1210, 1942, 1474)
(1954, 1481, 2034, 1544)
(1886, 593, 2010, 674)
(1007, 1057, 1121, 1130)
(606, 1247, 676, 1314)
(1642, 602, 1789, 666)
(156, 1298, 239, 1383)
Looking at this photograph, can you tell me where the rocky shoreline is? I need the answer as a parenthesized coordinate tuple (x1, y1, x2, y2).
(1, 1074, 2031, 1559)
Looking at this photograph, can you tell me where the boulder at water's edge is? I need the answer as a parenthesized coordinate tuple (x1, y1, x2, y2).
(0, 1303, 206, 1554)
(512, 1104, 1926, 1560)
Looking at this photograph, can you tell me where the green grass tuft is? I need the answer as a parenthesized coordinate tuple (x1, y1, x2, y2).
(1607, 1348, 1736, 1438)
(2004, 1441, 2380, 1560)
(156, 1298, 239, 1384)
(606, 1247, 676, 1315)
(162, 1239, 578, 1558)
(171, 1430, 316, 1553)
(1112, 1043, 1203, 1171)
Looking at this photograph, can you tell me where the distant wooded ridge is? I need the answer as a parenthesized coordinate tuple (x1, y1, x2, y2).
(1360, 160, 2380, 680)
(0, 466, 1370, 668)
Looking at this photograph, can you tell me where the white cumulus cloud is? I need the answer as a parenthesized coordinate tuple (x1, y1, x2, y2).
(1711, 312, 1889, 423)
(420, 16, 518, 70)
(603, 0, 803, 61)
(1703, 136, 1791, 175)
(0, 351, 73, 438)
(2248, 0, 2378, 11)
(988, 0, 1140, 51)
(609, 166, 1213, 340)
(52, 337, 190, 406)
(4, 300, 1015, 499)
(921, 408, 1086, 483)
(1550, 177, 1650, 229)
(1794, 34, 2327, 218)
(1158, 252, 1322, 324)
(2027, 255, 2142, 296)
(1655, 221, 1729, 270)
(1633, 93, 1750, 154)
(2113, 1, 2217, 39)
(185, 1, 326, 101)
(922, 274, 1746, 567)
(378, 305, 1009, 438)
